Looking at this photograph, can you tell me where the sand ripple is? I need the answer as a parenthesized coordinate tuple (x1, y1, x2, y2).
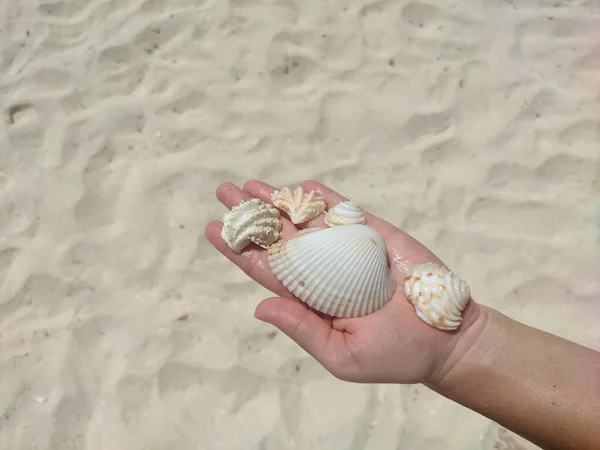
(1, 0, 599, 449)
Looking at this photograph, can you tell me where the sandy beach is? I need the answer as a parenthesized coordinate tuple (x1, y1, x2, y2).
(1, 0, 599, 449)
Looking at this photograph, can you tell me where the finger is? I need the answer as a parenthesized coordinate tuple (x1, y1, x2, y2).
(204, 221, 293, 298)
(296, 180, 347, 228)
(216, 182, 253, 209)
(243, 179, 322, 232)
(241, 180, 297, 238)
(300, 180, 398, 234)
(254, 296, 334, 363)
(241, 179, 275, 203)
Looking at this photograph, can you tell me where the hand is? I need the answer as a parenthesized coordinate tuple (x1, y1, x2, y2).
(205, 180, 484, 385)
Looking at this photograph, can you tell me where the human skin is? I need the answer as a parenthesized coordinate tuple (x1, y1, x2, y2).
(431, 307, 600, 450)
(204, 180, 600, 450)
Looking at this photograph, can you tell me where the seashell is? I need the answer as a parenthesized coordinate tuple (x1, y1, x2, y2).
(270, 186, 327, 224)
(404, 263, 471, 331)
(267, 224, 397, 318)
(221, 198, 282, 253)
(324, 201, 367, 227)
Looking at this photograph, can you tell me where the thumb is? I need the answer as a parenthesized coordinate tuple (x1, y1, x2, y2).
(254, 297, 333, 362)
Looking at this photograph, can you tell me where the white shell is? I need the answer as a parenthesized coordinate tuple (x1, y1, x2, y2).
(270, 186, 327, 224)
(404, 263, 470, 330)
(324, 201, 367, 227)
(267, 224, 397, 318)
(221, 198, 282, 253)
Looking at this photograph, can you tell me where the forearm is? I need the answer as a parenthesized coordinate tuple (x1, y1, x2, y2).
(430, 305, 600, 450)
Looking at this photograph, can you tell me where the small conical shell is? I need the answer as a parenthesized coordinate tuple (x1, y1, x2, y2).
(270, 186, 327, 224)
(221, 198, 282, 253)
(404, 263, 470, 330)
(324, 201, 367, 227)
(267, 224, 397, 318)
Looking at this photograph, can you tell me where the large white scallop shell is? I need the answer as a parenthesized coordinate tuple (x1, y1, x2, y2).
(404, 263, 470, 330)
(221, 198, 282, 253)
(270, 186, 327, 224)
(267, 224, 397, 318)
(324, 201, 367, 227)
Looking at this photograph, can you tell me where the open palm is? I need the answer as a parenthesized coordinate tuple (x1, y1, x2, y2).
(205, 180, 480, 385)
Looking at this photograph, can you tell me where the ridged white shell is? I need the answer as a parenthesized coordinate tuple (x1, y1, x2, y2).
(324, 201, 367, 227)
(270, 186, 327, 224)
(404, 263, 470, 330)
(267, 224, 397, 318)
(221, 198, 282, 253)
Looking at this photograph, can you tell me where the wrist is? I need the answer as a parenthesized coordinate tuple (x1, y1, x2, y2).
(423, 302, 600, 450)
(426, 301, 499, 391)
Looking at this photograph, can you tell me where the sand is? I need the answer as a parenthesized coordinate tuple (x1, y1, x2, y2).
(0, 0, 599, 449)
